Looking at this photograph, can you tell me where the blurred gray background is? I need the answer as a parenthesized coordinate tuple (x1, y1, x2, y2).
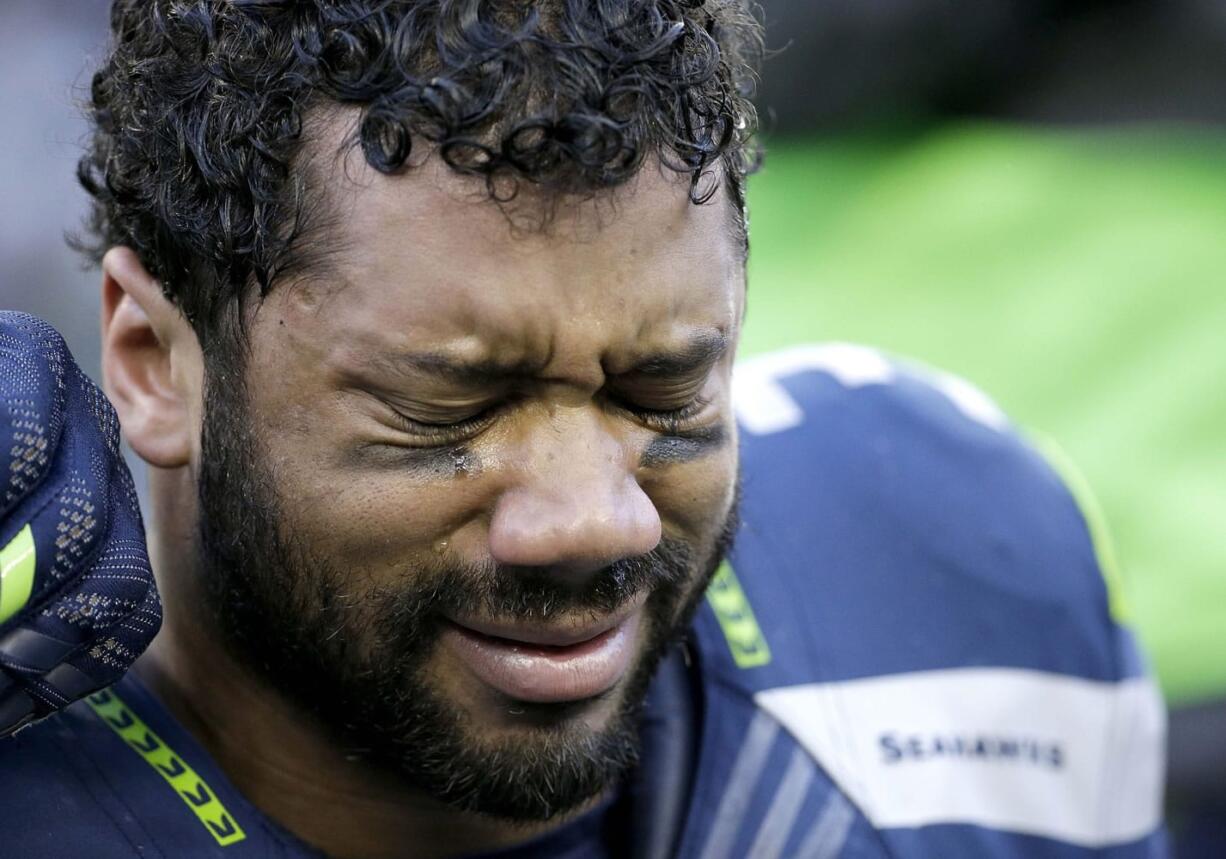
(1, 2, 110, 377)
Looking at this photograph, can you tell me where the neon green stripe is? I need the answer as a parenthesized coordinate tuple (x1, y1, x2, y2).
(706, 561, 772, 668)
(0, 524, 36, 625)
(86, 689, 247, 846)
(1030, 432, 1130, 625)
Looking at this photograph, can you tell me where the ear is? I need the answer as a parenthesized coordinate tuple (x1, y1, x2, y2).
(100, 247, 200, 469)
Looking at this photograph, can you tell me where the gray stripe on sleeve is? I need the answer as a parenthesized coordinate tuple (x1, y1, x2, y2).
(796, 791, 856, 859)
(745, 743, 818, 859)
(696, 710, 782, 859)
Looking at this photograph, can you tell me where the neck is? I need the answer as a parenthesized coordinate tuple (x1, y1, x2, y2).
(136, 471, 578, 859)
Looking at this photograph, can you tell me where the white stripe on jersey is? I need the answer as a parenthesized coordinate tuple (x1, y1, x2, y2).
(755, 667, 1165, 848)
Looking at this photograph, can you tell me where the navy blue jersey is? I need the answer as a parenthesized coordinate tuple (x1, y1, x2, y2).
(0, 345, 1167, 857)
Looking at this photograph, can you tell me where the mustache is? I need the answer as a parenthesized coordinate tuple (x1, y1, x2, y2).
(352, 537, 697, 629)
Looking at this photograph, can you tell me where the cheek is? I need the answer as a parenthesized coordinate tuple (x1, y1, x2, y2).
(246, 386, 488, 578)
(640, 429, 738, 541)
(263, 438, 492, 580)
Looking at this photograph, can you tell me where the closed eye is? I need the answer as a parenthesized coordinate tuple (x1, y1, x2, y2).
(618, 394, 714, 434)
(384, 405, 501, 445)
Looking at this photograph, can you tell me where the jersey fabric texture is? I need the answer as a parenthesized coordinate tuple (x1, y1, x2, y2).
(0, 312, 160, 736)
(0, 344, 1167, 858)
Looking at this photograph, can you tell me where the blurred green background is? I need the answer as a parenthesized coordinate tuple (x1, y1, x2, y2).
(740, 125, 1226, 706)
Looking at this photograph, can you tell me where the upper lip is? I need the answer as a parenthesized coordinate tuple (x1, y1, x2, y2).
(446, 593, 646, 648)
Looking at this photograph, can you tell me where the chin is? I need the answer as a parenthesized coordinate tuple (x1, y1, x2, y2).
(386, 677, 643, 821)
(358, 610, 674, 821)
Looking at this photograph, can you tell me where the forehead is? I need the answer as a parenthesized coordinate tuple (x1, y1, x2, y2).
(273, 122, 746, 365)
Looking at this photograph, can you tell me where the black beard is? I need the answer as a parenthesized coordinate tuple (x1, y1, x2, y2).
(193, 356, 736, 821)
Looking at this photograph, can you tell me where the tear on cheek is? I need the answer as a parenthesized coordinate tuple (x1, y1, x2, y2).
(449, 446, 481, 478)
(352, 444, 483, 480)
(639, 425, 727, 468)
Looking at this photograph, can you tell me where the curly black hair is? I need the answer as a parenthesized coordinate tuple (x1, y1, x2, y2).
(76, 0, 762, 343)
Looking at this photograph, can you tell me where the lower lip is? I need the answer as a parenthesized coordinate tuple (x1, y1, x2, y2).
(440, 612, 642, 704)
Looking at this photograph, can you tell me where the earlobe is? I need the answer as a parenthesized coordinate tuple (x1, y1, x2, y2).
(100, 247, 198, 469)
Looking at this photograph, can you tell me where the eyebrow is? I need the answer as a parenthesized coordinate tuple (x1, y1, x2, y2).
(367, 330, 728, 387)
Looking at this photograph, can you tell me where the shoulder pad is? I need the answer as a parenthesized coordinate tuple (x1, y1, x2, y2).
(711, 342, 1141, 687)
(686, 344, 1165, 852)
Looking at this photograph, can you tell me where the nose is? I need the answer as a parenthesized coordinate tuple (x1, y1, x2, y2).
(487, 409, 662, 576)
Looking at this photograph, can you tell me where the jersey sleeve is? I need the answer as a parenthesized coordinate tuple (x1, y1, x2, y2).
(716, 343, 1167, 857)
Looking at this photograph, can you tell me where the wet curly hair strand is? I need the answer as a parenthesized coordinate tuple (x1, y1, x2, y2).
(76, 0, 763, 343)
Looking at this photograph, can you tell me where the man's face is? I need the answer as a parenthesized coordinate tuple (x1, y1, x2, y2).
(193, 145, 744, 820)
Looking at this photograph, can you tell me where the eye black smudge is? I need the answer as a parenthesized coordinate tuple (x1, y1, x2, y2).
(639, 424, 726, 468)
(352, 444, 480, 480)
